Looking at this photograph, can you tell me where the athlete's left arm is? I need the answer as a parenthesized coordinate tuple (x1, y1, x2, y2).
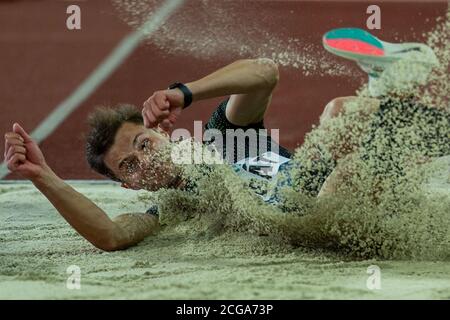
(187, 58, 279, 126)
(142, 58, 279, 130)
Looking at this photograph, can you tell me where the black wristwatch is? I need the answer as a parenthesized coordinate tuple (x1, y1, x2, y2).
(168, 82, 193, 109)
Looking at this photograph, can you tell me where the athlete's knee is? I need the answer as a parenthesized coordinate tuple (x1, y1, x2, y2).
(328, 97, 351, 113)
(320, 97, 351, 124)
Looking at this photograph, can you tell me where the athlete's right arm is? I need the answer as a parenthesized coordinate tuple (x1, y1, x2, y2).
(4, 123, 159, 251)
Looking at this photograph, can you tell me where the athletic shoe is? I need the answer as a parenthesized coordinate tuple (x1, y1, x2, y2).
(323, 28, 439, 96)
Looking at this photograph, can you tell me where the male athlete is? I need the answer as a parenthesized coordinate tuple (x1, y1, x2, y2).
(4, 29, 448, 251)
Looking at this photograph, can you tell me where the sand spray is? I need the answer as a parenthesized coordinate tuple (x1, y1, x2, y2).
(119, 4, 450, 260)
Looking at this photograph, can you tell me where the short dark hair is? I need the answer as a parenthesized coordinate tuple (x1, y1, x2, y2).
(85, 104, 143, 181)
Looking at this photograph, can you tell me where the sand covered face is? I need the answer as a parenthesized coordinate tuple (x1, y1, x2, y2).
(104, 122, 181, 191)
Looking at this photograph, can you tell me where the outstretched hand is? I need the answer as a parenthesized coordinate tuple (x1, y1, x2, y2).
(4, 123, 47, 180)
(142, 89, 184, 132)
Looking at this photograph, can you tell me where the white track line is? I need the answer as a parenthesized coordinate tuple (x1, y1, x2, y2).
(0, 0, 184, 179)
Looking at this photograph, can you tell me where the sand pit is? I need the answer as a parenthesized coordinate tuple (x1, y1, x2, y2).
(0, 168, 449, 300)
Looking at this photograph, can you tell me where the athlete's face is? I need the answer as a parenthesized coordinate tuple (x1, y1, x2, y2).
(103, 122, 179, 191)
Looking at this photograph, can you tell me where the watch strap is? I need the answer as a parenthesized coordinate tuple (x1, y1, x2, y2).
(168, 82, 193, 109)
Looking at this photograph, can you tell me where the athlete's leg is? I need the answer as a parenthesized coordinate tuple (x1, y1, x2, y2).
(272, 97, 381, 199)
(319, 96, 380, 126)
(323, 28, 439, 97)
(317, 153, 354, 197)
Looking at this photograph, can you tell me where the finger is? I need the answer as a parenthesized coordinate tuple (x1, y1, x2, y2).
(152, 100, 170, 119)
(5, 132, 24, 143)
(143, 100, 159, 127)
(160, 119, 172, 132)
(150, 100, 169, 121)
(4, 136, 24, 158)
(143, 108, 157, 127)
(168, 112, 178, 124)
(6, 145, 26, 161)
(13, 123, 32, 143)
(143, 96, 158, 111)
(7, 153, 26, 171)
(154, 92, 170, 110)
(5, 136, 24, 147)
(141, 109, 150, 128)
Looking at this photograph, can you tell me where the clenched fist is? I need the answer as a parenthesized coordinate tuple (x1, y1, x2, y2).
(4, 123, 47, 180)
(142, 89, 184, 131)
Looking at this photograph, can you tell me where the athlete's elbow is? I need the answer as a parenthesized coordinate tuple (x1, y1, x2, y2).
(97, 240, 131, 252)
(93, 239, 118, 252)
(254, 58, 279, 89)
(93, 233, 131, 252)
